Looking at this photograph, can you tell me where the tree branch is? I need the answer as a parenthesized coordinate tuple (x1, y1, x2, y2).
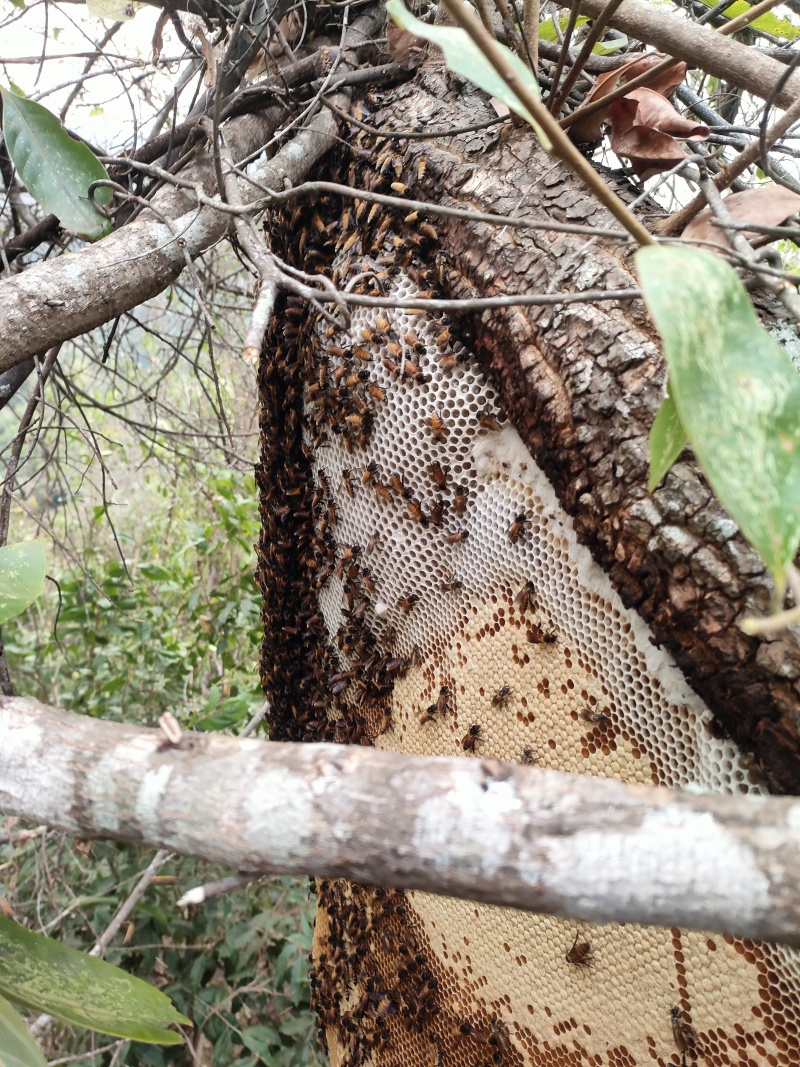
(0, 8, 385, 373)
(2, 697, 800, 946)
(578, 0, 800, 108)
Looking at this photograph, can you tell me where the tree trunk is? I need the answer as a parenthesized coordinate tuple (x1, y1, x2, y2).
(256, 52, 800, 1067)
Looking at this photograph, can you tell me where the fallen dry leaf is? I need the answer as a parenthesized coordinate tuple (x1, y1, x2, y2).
(607, 88, 708, 179)
(682, 186, 800, 249)
(569, 53, 685, 143)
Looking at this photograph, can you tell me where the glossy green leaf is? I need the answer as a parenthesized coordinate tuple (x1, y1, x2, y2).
(648, 390, 687, 491)
(0, 994, 47, 1067)
(693, 0, 799, 38)
(0, 543, 45, 625)
(637, 245, 800, 596)
(386, 0, 551, 150)
(0, 918, 190, 1044)
(0, 89, 112, 240)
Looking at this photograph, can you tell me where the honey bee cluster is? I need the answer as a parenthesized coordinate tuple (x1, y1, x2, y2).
(256, 98, 800, 1067)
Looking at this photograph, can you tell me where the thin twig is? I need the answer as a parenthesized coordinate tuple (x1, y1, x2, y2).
(550, 0, 626, 115)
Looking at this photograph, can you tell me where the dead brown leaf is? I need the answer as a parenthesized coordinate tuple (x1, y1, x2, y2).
(569, 53, 685, 143)
(682, 186, 800, 249)
(605, 88, 708, 179)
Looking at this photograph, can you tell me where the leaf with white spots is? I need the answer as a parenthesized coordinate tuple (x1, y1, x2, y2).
(0, 543, 45, 625)
(638, 245, 800, 598)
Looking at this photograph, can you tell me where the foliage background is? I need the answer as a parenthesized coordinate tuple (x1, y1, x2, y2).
(0, 326, 322, 1065)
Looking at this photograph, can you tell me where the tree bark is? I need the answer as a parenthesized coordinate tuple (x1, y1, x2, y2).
(2, 696, 800, 945)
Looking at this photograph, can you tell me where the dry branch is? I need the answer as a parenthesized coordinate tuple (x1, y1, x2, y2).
(578, 0, 800, 108)
(2, 697, 800, 946)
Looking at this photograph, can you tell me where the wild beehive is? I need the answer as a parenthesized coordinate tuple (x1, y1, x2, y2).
(256, 60, 800, 1067)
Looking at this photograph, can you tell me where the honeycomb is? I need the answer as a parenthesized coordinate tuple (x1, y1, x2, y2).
(258, 147, 800, 1066)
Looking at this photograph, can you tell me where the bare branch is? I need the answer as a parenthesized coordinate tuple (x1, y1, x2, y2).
(3, 697, 800, 947)
(578, 0, 800, 108)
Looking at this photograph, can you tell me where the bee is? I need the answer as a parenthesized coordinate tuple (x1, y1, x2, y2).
(492, 685, 513, 708)
(438, 352, 463, 372)
(405, 329, 425, 352)
(407, 499, 428, 525)
(462, 724, 482, 753)
(418, 157, 428, 181)
(428, 461, 450, 489)
(428, 499, 447, 526)
(404, 210, 419, 223)
(444, 528, 469, 544)
(566, 932, 593, 967)
(429, 413, 447, 440)
(399, 593, 420, 614)
(508, 511, 530, 544)
(670, 1006, 699, 1065)
(520, 747, 538, 765)
(366, 532, 380, 554)
(419, 222, 438, 241)
(375, 481, 393, 502)
(488, 1018, 510, 1056)
(363, 461, 380, 486)
(390, 473, 411, 499)
(404, 359, 427, 382)
(375, 316, 391, 335)
(453, 484, 468, 517)
(383, 354, 402, 377)
(478, 408, 502, 432)
(515, 580, 537, 612)
(391, 181, 408, 194)
(581, 708, 611, 726)
(527, 623, 556, 645)
(340, 468, 355, 498)
(367, 382, 387, 402)
(317, 469, 330, 496)
(353, 346, 372, 362)
(436, 686, 452, 716)
(440, 570, 463, 592)
(435, 326, 451, 346)
(419, 705, 438, 725)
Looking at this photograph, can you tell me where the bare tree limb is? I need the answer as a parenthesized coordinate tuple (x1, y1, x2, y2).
(578, 0, 800, 108)
(2, 697, 800, 946)
(0, 8, 385, 373)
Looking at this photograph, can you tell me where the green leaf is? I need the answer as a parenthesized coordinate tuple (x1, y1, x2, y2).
(385, 0, 551, 150)
(637, 245, 800, 597)
(0, 89, 112, 240)
(693, 0, 799, 38)
(537, 15, 589, 41)
(0, 994, 47, 1067)
(648, 390, 687, 491)
(0, 917, 190, 1044)
(0, 543, 45, 625)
